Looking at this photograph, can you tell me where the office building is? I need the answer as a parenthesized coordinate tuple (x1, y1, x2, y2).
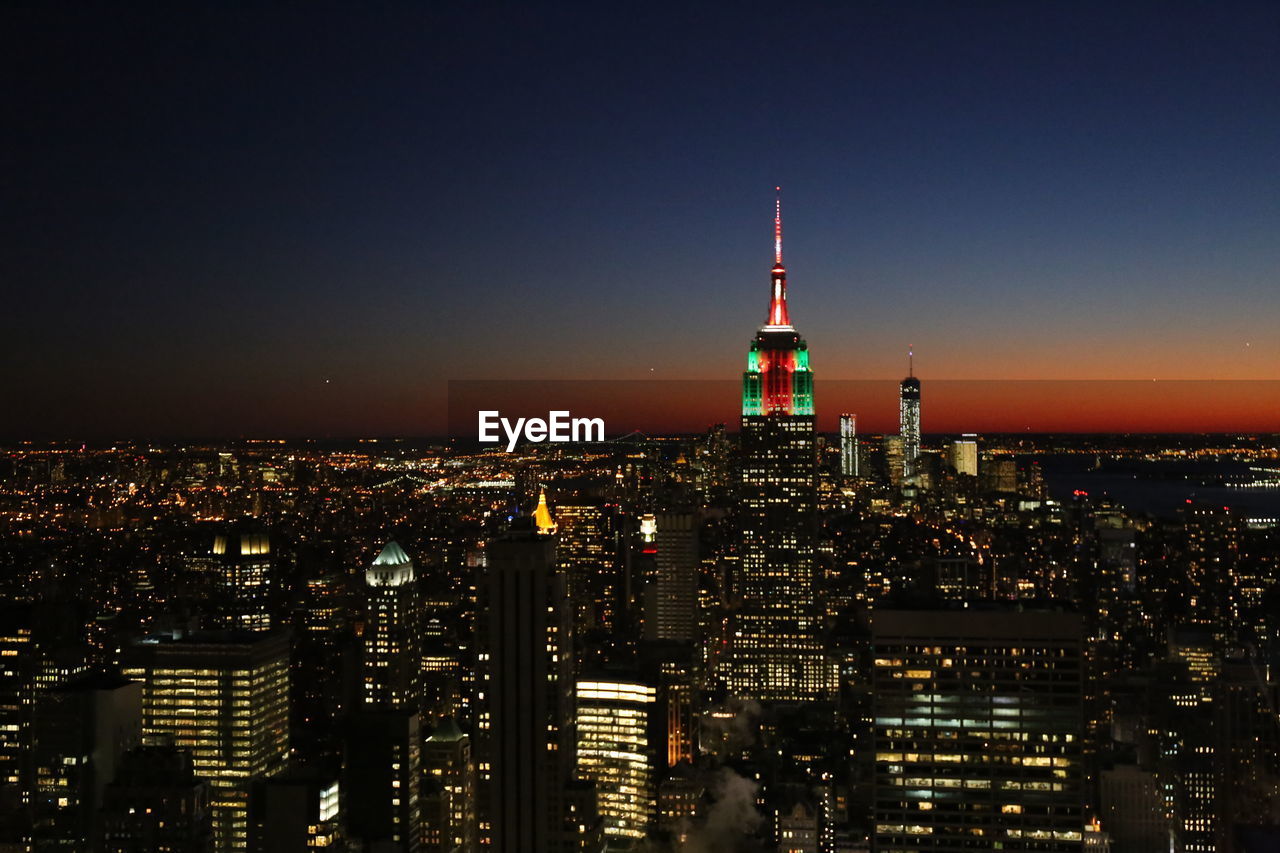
(575, 677, 659, 840)
(948, 434, 978, 477)
(840, 413, 858, 478)
(189, 526, 274, 633)
(871, 606, 1085, 852)
(422, 717, 477, 853)
(647, 511, 699, 643)
(251, 766, 341, 852)
(899, 353, 921, 484)
(124, 631, 290, 852)
(344, 710, 421, 852)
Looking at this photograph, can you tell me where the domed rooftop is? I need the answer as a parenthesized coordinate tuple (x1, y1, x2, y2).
(366, 540, 414, 586)
(372, 540, 411, 567)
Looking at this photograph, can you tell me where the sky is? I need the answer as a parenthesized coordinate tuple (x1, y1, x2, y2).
(3, 2, 1278, 437)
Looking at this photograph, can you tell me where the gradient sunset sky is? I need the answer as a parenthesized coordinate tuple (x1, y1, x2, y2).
(5, 2, 1278, 437)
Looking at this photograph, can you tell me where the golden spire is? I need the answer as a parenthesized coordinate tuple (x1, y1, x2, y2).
(533, 488, 557, 535)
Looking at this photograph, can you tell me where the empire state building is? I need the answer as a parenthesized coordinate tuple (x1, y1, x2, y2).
(727, 193, 832, 702)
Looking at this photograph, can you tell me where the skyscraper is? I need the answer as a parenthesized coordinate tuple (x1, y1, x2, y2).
(190, 526, 274, 632)
(575, 677, 659, 841)
(948, 434, 978, 477)
(646, 511, 698, 643)
(344, 710, 421, 852)
(422, 718, 477, 853)
(0, 602, 34, 811)
(729, 193, 831, 702)
(871, 606, 1085, 852)
(124, 631, 290, 853)
(476, 521, 595, 851)
(363, 541, 421, 710)
(900, 349, 921, 484)
(839, 413, 858, 478)
(554, 498, 616, 634)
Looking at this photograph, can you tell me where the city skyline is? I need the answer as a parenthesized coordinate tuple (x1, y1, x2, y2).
(4, 2, 1279, 438)
(4, 5, 1280, 850)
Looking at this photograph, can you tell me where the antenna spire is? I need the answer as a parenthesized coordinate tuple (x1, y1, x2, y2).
(909, 345, 914, 377)
(774, 187, 783, 267)
(765, 188, 791, 327)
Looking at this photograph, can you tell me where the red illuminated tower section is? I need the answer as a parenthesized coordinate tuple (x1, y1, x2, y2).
(743, 192, 814, 417)
(728, 192, 831, 703)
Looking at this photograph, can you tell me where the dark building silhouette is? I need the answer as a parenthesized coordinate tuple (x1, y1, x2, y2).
(343, 710, 421, 852)
(31, 674, 141, 851)
(99, 745, 213, 853)
(476, 522, 600, 851)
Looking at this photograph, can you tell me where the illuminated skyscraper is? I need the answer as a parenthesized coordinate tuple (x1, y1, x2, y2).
(554, 498, 617, 633)
(871, 607, 1085, 852)
(883, 435, 906, 486)
(729, 193, 831, 702)
(124, 631, 290, 853)
(363, 541, 421, 710)
(647, 511, 698, 643)
(899, 350, 921, 484)
(948, 434, 978, 477)
(191, 526, 274, 632)
(575, 677, 659, 841)
(839, 413, 858, 478)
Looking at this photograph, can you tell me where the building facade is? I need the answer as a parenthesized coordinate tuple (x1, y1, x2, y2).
(871, 607, 1086, 852)
(124, 631, 290, 853)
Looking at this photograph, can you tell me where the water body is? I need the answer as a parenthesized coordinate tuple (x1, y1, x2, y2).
(1036, 455, 1280, 519)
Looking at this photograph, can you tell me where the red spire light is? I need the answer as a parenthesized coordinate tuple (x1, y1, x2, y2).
(766, 188, 790, 327)
(774, 186, 783, 266)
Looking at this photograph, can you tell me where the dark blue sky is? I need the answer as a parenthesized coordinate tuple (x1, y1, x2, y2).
(4, 2, 1277, 436)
